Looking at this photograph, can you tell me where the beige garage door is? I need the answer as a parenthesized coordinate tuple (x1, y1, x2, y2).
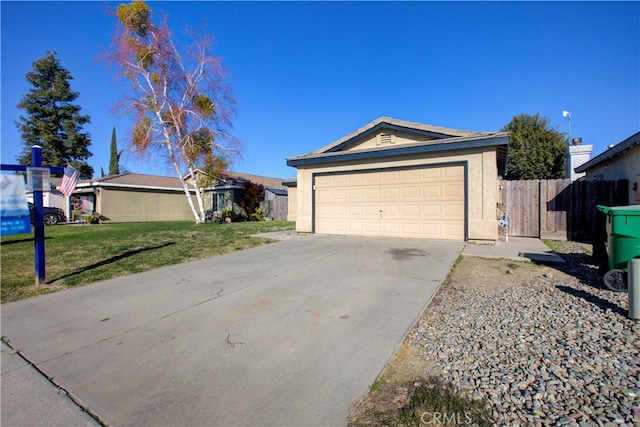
(314, 165, 465, 240)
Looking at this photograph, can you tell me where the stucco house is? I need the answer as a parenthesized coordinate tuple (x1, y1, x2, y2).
(70, 171, 288, 222)
(206, 171, 289, 220)
(285, 117, 509, 241)
(574, 131, 640, 204)
(72, 173, 197, 222)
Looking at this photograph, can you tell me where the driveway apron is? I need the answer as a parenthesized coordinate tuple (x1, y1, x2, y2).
(1, 235, 463, 426)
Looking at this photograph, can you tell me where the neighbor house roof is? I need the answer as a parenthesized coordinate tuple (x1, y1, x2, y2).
(76, 173, 189, 192)
(77, 171, 289, 193)
(574, 131, 640, 173)
(221, 172, 288, 189)
(265, 187, 288, 196)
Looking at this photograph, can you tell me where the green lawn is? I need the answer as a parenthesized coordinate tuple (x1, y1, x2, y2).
(1, 221, 295, 303)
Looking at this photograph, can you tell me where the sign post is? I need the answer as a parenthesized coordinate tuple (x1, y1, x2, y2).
(1, 146, 64, 285)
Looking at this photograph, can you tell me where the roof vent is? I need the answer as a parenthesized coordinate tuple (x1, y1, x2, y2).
(377, 132, 395, 145)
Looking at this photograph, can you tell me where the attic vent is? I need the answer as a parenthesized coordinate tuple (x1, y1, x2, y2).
(377, 132, 395, 145)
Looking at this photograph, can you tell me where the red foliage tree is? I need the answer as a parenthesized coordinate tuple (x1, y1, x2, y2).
(238, 181, 265, 217)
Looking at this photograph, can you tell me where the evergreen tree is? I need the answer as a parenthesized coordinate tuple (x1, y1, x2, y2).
(502, 113, 567, 180)
(109, 126, 122, 175)
(15, 51, 93, 178)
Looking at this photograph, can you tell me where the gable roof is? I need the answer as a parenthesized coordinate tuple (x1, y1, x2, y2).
(287, 117, 509, 173)
(315, 116, 494, 154)
(574, 131, 640, 173)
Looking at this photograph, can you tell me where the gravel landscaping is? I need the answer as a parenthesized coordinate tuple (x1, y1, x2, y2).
(407, 244, 640, 426)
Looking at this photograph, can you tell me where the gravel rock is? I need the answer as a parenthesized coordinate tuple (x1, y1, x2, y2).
(408, 250, 640, 426)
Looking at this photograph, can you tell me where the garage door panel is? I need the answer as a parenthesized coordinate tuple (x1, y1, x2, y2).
(348, 189, 365, 200)
(365, 187, 381, 199)
(382, 171, 401, 183)
(348, 174, 364, 185)
(443, 203, 464, 218)
(382, 187, 401, 199)
(422, 185, 442, 197)
(445, 167, 464, 178)
(402, 169, 421, 180)
(402, 186, 420, 199)
(444, 184, 464, 198)
(364, 173, 382, 184)
(401, 204, 421, 217)
(421, 168, 441, 179)
(315, 165, 464, 240)
(363, 221, 381, 233)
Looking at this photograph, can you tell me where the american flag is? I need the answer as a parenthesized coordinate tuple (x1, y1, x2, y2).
(59, 165, 80, 196)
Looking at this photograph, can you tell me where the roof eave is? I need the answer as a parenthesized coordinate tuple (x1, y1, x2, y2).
(574, 131, 640, 173)
(287, 134, 509, 167)
(76, 182, 192, 192)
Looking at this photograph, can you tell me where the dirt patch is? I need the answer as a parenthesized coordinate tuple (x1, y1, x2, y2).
(444, 256, 572, 292)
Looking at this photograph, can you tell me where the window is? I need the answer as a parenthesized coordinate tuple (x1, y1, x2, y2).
(212, 192, 226, 211)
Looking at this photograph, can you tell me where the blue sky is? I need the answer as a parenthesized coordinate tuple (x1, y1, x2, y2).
(2, 1, 638, 180)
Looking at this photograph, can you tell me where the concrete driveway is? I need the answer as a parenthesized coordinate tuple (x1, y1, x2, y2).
(1, 235, 463, 426)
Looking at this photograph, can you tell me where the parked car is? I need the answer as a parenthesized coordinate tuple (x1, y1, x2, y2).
(28, 202, 67, 225)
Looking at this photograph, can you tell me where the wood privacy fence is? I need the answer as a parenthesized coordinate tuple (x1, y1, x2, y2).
(498, 179, 629, 242)
(260, 197, 288, 221)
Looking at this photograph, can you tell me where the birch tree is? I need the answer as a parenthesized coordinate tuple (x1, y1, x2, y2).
(105, 0, 239, 222)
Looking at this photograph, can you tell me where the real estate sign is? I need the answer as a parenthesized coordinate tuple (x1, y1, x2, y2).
(0, 175, 31, 235)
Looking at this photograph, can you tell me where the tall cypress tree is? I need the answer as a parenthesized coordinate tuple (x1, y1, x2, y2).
(15, 51, 93, 178)
(108, 126, 121, 175)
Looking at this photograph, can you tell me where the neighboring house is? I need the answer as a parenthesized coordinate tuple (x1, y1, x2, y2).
(206, 171, 289, 220)
(69, 171, 288, 223)
(73, 173, 196, 222)
(286, 117, 509, 241)
(574, 131, 640, 204)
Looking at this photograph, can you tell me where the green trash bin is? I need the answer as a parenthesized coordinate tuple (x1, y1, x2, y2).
(596, 205, 640, 291)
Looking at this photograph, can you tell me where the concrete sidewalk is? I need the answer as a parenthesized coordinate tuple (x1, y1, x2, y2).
(2, 235, 464, 427)
(462, 236, 565, 264)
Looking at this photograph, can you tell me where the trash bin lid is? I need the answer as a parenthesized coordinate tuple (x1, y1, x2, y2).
(597, 204, 640, 216)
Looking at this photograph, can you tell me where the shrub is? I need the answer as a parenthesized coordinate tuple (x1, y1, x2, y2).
(250, 207, 266, 222)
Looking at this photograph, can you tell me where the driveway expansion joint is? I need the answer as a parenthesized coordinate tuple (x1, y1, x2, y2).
(1, 337, 109, 427)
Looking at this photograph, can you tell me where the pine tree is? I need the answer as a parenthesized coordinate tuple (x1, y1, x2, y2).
(16, 51, 93, 178)
(109, 126, 122, 175)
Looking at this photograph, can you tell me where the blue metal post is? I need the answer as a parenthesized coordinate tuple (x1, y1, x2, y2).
(32, 146, 46, 285)
(1, 150, 64, 286)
